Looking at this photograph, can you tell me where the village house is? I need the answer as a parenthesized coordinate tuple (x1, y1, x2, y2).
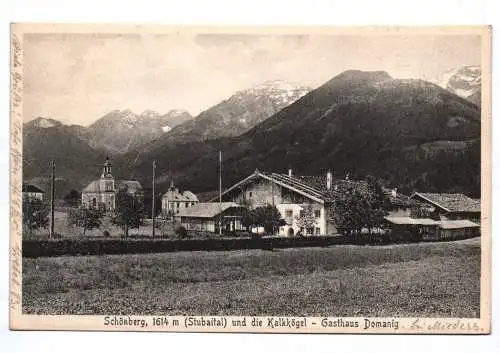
(22, 183, 45, 201)
(175, 202, 245, 233)
(161, 181, 199, 217)
(81, 157, 144, 212)
(409, 192, 481, 223)
(211, 169, 412, 236)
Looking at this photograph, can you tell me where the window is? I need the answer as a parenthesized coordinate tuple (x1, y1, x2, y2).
(185, 202, 189, 208)
(248, 191, 253, 198)
(314, 210, 321, 218)
(177, 202, 180, 208)
(285, 210, 293, 218)
(315, 227, 321, 235)
(192, 202, 195, 206)
(299, 210, 305, 218)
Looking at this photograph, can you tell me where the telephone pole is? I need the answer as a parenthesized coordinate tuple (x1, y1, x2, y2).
(49, 160, 55, 238)
(152, 160, 157, 238)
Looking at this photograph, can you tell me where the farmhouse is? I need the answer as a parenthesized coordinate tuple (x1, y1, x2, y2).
(410, 192, 481, 223)
(22, 183, 45, 201)
(161, 180, 199, 217)
(212, 169, 412, 236)
(175, 202, 245, 233)
(81, 157, 143, 212)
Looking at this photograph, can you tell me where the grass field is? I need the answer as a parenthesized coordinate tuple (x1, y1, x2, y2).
(22, 238, 481, 317)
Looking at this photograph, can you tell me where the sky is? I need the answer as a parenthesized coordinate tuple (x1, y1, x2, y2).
(23, 32, 481, 126)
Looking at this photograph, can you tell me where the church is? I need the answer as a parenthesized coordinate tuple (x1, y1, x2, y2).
(81, 157, 144, 212)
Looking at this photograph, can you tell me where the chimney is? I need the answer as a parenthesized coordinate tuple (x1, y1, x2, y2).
(326, 170, 332, 190)
(391, 188, 397, 198)
(288, 166, 292, 177)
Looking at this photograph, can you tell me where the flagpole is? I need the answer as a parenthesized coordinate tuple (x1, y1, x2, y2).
(219, 150, 222, 236)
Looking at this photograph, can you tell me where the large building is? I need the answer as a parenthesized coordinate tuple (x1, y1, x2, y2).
(212, 169, 412, 236)
(161, 181, 199, 216)
(81, 157, 143, 211)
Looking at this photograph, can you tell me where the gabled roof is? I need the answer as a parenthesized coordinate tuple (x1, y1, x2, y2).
(411, 192, 481, 213)
(22, 183, 45, 193)
(210, 171, 325, 204)
(162, 188, 199, 202)
(177, 202, 243, 218)
(213, 170, 412, 206)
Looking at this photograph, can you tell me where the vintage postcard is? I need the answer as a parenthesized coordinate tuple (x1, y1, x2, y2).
(10, 24, 491, 333)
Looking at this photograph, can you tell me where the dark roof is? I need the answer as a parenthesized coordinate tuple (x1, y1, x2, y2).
(214, 170, 412, 206)
(411, 192, 481, 213)
(22, 183, 45, 193)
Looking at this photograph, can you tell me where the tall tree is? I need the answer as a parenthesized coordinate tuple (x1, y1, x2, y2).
(112, 187, 145, 237)
(296, 203, 316, 236)
(67, 205, 103, 237)
(329, 177, 391, 238)
(249, 204, 285, 234)
(22, 196, 49, 236)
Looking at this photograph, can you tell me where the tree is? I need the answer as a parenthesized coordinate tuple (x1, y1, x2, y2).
(112, 187, 145, 237)
(63, 190, 81, 207)
(246, 204, 285, 235)
(67, 205, 103, 237)
(329, 177, 391, 238)
(296, 204, 316, 236)
(22, 196, 49, 236)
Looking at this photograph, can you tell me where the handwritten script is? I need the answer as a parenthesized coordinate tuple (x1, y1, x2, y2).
(10, 31, 23, 313)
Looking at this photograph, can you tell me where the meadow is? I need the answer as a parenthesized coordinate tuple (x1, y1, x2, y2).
(22, 237, 481, 317)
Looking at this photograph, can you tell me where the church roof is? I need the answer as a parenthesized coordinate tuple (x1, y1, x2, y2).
(82, 180, 102, 193)
(82, 179, 143, 194)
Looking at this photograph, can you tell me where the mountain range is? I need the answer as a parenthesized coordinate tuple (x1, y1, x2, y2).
(84, 109, 193, 154)
(22, 69, 482, 200)
(439, 66, 481, 106)
(123, 69, 480, 197)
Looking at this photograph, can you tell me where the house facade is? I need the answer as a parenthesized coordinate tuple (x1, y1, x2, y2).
(161, 181, 199, 217)
(22, 183, 45, 201)
(81, 157, 143, 211)
(214, 170, 414, 237)
(212, 170, 334, 236)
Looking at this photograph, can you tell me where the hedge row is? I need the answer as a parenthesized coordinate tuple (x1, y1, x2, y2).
(22, 235, 351, 258)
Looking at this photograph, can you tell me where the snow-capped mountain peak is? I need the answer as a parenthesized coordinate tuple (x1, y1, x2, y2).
(439, 66, 481, 106)
(27, 117, 63, 129)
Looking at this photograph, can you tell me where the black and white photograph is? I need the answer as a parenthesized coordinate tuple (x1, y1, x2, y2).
(9, 24, 491, 333)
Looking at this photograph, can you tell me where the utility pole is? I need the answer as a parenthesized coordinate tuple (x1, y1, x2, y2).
(152, 160, 156, 238)
(219, 150, 222, 236)
(49, 160, 55, 238)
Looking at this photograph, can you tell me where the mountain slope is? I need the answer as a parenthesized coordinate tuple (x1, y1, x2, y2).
(440, 66, 481, 106)
(147, 80, 310, 148)
(23, 118, 107, 193)
(125, 70, 480, 197)
(85, 109, 193, 154)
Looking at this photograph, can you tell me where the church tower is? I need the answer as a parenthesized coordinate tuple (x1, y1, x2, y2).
(100, 156, 115, 210)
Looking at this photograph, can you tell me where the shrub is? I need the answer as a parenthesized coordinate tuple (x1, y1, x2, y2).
(175, 226, 187, 239)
